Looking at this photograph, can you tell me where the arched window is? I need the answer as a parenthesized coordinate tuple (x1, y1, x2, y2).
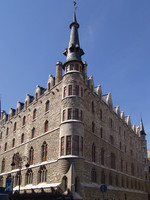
(15, 171, 21, 186)
(0, 176, 3, 187)
(21, 133, 24, 143)
(33, 109, 36, 120)
(1, 158, 5, 173)
(101, 148, 105, 165)
(45, 100, 50, 112)
(92, 143, 96, 162)
(38, 165, 47, 183)
(29, 147, 34, 165)
(62, 176, 68, 191)
(31, 128, 35, 139)
(6, 128, 9, 136)
(92, 121, 95, 133)
(26, 169, 33, 185)
(91, 168, 96, 183)
(12, 138, 15, 148)
(13, 122, 17, 131)
(101, 170, 105, 184)
(23, 116, 26, 126)
(4, 143, 7, 151)
(44, 120, 48, 133)
(42, 142, 47, 162)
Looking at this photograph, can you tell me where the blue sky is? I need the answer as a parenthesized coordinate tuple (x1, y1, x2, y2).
(0, 0, 150, 147)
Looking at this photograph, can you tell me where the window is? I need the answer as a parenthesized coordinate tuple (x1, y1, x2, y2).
(38, 165, 47, 183)
(12, 153, 20, 169)
(45, 100, 50, 112)
(4, 143, 7, 151)
(131, 163, 134, 176)
(61, 137, 65, 156)
(100, 109, 103, 120)
(44, 120, 48, 133)
(42, 142, 47, 162)
(116, 175, 119, 186)
(62, 176, 68, 191)
(81, 87, 83, 97)
(68, 85, 72, 96)
(121, 176, 124, 187)
(92, 122, 95, 133)
(15, 171, 21, 186)
(92, 101, 94, 113)
(66, 136, 72, 155)
(0, 132, 2, 139)
(110, 118, 114, 128)
(63, 86, 66, 98)
(121, 159, 123, 172)
(120, 142, 122, 150)
(111, 152, 116, 169)
(31, 128, 35, 139)
(12, 138, 15, 148)
(101, 171, 105, 184)
(92, 143, 96, 162)
(75, 85, 79, 95)
(6, 128, 9, 136)
(74, 109, 79, 120)
(91, 168, 96, 183)
(74, 135, 79, 155)
(75, 64, 79, 71)
(29, 147, 34, 165)
(101, 148, 105, 165)
(100, 128, 103, 138)
(21, 133, 24, 143)
(68, 109, 72, 120)
(110, 135, 114, 145)
(62, 110, 66, 121)
(80, 137, 83, 156)
(14, 122, 17, 131)
(1, 158, 5, 173)
(70, 64, 73, 70)
(26, 169, 33, 185)
(75, 177, 79, 192)
(80, 110, 83, 121)
(23, 116, 26, 126)
(33, 109, 36, 120)
(109, 173, 113, 185)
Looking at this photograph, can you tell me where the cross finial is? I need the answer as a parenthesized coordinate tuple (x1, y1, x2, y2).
(73, 0, 77, 10)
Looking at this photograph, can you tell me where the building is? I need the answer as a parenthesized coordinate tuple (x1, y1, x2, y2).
(0, 6, 149, 200)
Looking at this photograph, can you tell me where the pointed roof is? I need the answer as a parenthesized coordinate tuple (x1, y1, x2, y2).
(63, 11, 84, 65)
(140, 118, 146, 135)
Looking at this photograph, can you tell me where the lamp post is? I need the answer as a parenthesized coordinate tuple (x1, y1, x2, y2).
(11, 155, 29, 195)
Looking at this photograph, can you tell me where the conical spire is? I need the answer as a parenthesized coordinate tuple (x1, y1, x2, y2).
(140, 118, 146, 136)
(63, 11, 84, 65)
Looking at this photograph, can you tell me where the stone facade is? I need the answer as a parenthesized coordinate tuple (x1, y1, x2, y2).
(0, 9, 149, 200)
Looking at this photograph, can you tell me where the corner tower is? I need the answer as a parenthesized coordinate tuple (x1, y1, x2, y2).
(58, 8, 85, 197)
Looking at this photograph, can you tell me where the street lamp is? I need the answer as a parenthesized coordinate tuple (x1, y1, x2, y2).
(11, 155, 30, 195)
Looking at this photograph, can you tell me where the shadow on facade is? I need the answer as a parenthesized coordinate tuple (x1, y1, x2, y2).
(11, 188, 73, 200)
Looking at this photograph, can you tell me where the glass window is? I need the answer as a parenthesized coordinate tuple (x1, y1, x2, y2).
(61, 137, 64, 156)
(66, 136, 72, 155)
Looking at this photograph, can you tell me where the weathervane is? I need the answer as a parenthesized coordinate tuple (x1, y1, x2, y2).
(73, 0, 77, 10)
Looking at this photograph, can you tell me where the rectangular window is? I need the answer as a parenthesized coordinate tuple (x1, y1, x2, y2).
(68, 109, 72, 120)
(75, 64, 79, 71)
(64, 86, 66, 98)
(68, 85, 72, 95)
(63, 110, 66, 121)
(66, 136, 72, 155)
(80, 137, 83, 156)
(74, 135, 79, 155)
(61, 137, 64, 156)
(75, 85, 79, 96)
(70, 64, 74, 70)
(81, 87, 83, 97)
(80, 110, 83, 121)
(75, 109, 79, 120)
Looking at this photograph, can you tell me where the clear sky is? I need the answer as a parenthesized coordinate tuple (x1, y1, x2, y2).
(0, 0, 150, 147)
